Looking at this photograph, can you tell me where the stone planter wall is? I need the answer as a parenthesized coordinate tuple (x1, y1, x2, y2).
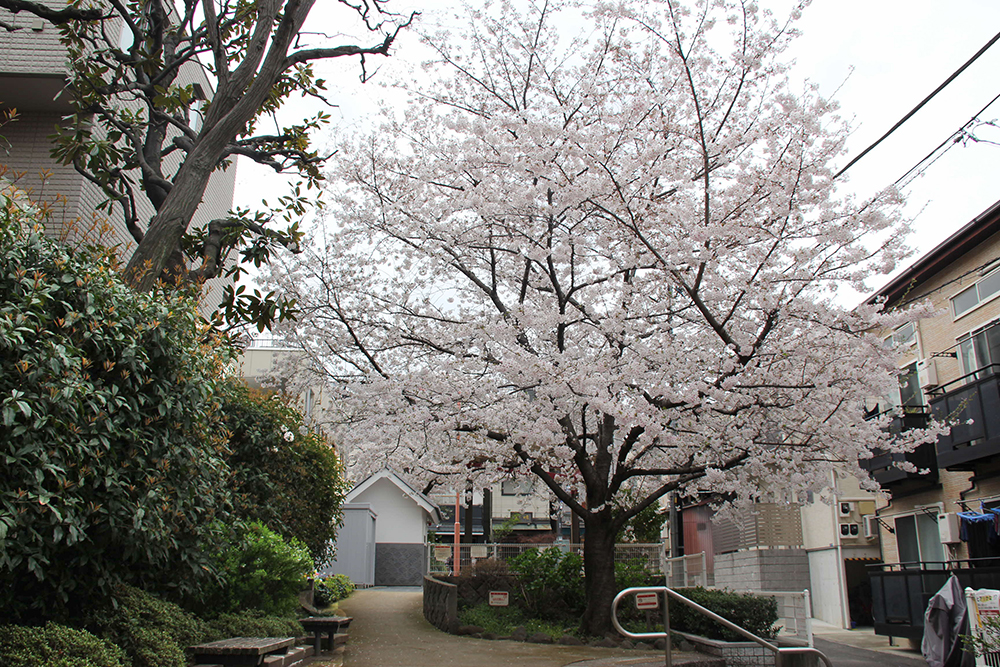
(422, 575, 458, 633)
(434, 573, 520, 606)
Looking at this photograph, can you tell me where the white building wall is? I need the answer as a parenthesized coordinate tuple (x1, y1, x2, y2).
(807, 547, 843, 626)
(354, 477, 427, 544)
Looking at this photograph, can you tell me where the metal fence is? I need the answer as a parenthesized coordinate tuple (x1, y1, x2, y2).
(664, 552, 710, 587)
(427, 542, 665, 574)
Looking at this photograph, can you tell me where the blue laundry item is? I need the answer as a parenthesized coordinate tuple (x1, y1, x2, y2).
(959, 511, 994, 542)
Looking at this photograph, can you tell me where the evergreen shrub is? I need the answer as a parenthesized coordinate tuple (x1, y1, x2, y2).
(669, 587, 779, 641)
(0, 197, 233, 619)
(313, 574, 355, 608)
(0, 622, 127, 667)
(200, 521, 313, 615)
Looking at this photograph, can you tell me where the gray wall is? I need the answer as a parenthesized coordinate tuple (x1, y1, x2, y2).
(713, 549, 810, 592)
(375, 543, 426, 586)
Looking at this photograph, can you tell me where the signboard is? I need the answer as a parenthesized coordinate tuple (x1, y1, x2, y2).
(976, 589, 1000, 618)
(471, 545, 488, 559)
(635, 592, 659, 610)
(489, 591, 510, 607)
(434, 546, 451, 562)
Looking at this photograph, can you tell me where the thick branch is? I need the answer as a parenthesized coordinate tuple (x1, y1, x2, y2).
(0, 0, 105, 23)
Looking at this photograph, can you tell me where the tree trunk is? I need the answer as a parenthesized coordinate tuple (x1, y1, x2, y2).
(579, 514, 618, 637)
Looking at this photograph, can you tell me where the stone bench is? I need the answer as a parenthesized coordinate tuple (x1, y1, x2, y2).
(298, 616, 353, 654)
(190, 636, 306, 667)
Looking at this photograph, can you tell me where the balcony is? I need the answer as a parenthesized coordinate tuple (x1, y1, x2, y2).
(870, 559, 1000, 639)
(929, 365, 1000, 469)
(860, 412, 937, 487)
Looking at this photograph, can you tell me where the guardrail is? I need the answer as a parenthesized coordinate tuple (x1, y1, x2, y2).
(611, 586, 832, 667)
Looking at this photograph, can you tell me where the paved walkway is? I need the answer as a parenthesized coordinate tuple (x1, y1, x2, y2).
(336, 587, 717, 667)
(332, 587, 930, 667)
(810, 620, 926, 666)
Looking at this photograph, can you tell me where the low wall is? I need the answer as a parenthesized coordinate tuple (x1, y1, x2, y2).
(713, 549, 810, 592)
(433, 574, 519, 607)
(423, 575, 457, 633)
(677, 632, 814, 667)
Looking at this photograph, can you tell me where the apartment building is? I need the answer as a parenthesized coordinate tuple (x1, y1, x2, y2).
(860, 198, 1000, 640)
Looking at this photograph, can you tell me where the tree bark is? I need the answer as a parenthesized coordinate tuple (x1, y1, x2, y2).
(579, 514, 618, 637)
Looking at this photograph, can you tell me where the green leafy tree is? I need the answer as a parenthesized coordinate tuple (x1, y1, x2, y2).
(0, 0, 413, 329)
(221, 382, 348, 564)
(0, 194, 233, 621)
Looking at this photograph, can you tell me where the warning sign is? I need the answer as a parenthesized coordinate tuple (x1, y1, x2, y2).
(489, 591, 509, 607)
(434, 546, 451, 562)
(635, 592, 659, 610)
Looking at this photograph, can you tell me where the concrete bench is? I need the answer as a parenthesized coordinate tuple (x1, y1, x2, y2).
(189, 636, 297, 667)
(298, 616, 353, 654)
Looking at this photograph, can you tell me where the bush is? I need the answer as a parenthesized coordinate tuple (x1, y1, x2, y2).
(83, 586, 207, 667)
(221, 382, 349, 564)
(0, 199, 234, 619)
(205, 611, 302, 640)
(669, 587, 778, 641)
(200, 521, 313, 616)
(508, 548, 585, 619)
(313, 574, 355, 608)
(0, 622, 127, 667)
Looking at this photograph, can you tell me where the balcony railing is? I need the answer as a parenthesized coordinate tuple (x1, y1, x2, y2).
(928, 365, 1000, 469)
(869, 559, 1000, 639)
(859, 411, 936, 486)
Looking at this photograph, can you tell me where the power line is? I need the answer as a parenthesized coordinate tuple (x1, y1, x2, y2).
(894, 90, 1000, 189)
(833, 28, 1000, 180)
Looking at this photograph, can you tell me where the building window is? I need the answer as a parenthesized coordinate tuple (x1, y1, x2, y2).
(894, 513, 945, 565)
(898, 362, 923, 409)
(501, 479, 532, 495)
(952, 270, 1000, 318)
(957, 321, 1000, 381)
(883, 322, 917, 349)
(304, 388, 314, 418)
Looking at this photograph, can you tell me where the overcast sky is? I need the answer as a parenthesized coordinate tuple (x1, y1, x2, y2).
(235, 0, 1000, 285)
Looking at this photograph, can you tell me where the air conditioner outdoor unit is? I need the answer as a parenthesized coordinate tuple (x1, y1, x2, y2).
(838, 502, 855, 517)
(918, 358, 938, 389)
(863, 515, 879, 539)
(939, 513, 961, 544)
(840, 523, 860, 538)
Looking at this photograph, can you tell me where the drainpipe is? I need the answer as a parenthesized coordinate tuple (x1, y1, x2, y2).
(830, 471, 851, 628)
(454, 491, 461, 575)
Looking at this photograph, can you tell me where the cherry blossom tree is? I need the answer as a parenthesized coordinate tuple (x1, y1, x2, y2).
(266, 0, 928, 634)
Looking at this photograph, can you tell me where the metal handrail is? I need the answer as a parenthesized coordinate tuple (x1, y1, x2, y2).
(611, 586, 833, 667)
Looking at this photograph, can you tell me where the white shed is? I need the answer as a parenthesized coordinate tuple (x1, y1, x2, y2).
(326, 469, 442, 586)
(322, 503, 377, 587)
